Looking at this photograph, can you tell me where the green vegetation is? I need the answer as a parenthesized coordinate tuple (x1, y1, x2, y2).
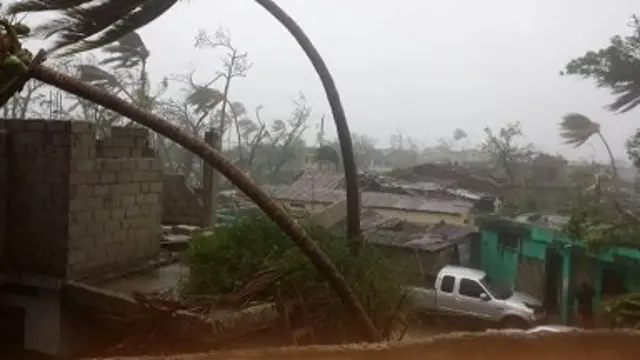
(602, 292, 640, 328)
(561, 13, 640, 330)
(182, 210, 407, 341)
(565, 196, 629, 251)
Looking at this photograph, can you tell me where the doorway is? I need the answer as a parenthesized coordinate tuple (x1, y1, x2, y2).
(602, 267, 627, 298)
(544, 248, 563, 313)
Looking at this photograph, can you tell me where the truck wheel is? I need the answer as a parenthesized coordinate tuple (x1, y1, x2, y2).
(499, 316, 529, 330)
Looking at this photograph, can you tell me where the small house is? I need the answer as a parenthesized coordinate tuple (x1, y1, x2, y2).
(476, 214, 640, 325)
(358, 212, 480, 282)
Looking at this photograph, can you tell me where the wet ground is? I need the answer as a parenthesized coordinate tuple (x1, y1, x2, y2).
(4, 350, 73, 360)
(95, 263, 188, 297)
(93, 330, 640, 360)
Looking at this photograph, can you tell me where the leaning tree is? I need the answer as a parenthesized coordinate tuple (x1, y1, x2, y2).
(0, 1, 378, 341)
(7, 0, 363, 251)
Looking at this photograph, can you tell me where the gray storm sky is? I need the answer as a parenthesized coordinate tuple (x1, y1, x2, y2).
(21, 0, 640, 162)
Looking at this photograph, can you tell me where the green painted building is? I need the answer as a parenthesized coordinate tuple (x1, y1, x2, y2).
(476, 215, 640, 324)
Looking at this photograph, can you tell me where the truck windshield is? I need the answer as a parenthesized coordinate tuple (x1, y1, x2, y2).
(479, 276, 512, 300)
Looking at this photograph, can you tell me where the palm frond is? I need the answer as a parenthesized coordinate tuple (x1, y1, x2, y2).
(559, 113, 601, 148)
(6, 0, 90, 13)
(186, 86, 224, 115)
(76, 64, 120, 88)
(7, 0, 178, 57)
(65, 0, 178, 56)
(10, 0, 142, 53)
(100, 31, 149, 69)
(607, 82, 640, 113)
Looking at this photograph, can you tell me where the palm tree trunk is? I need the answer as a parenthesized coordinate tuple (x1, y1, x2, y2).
(30, 64, 381, 342)
(205, 61, 234, 228)
(255, 0, 363, 251)
(597, 131, 619, 180)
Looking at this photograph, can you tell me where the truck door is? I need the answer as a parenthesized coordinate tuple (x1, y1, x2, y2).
(456, 278, 495, 320)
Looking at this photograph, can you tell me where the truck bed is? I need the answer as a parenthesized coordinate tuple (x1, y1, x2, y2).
(406, 286, 437, 311)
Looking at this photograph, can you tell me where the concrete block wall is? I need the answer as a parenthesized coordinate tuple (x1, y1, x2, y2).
(96, 127, 155, 158)
(1, 119, 76, 276)
(0, 119, 163, 281)
(67, 124, 163, 281)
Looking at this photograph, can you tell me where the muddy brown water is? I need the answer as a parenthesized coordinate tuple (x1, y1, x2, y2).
(94, 330, 640, 360)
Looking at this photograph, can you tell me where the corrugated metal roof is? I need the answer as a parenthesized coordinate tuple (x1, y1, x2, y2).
(391, 180, 446, 192)
(402, 223, 477, 252)
(368, 222, 477, 252)
(291, 171, 345, 190)
(289, 170, 488, 202)
(267, 185, 472, 215)
(359, 209, 404, 232)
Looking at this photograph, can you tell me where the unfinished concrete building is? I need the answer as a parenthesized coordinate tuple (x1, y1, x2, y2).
(0, 119, 164, 356)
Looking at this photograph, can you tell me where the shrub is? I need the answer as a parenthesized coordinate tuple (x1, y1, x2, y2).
(182, 209, 407, 340)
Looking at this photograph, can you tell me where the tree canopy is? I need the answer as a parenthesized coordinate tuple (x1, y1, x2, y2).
(562, 15, 640, 113)
(562, 15, 640, 251)
(562, 15, 640, 171)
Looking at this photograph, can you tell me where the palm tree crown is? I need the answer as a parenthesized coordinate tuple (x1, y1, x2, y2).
(559, 112, 618, 179)
(559, 113, 602, 148)
(7, 0, 179, 56)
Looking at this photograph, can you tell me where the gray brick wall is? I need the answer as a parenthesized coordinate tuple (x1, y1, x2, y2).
(1, 119, 74, 276)
(0, 119, 163, 281)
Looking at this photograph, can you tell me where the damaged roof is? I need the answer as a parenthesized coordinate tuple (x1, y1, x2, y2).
(291, 169, 491, 201)
(389, 162, 506, 194)
(292, 171, 346, 190)
(266, 185, 473, 215)
(367, 219, 478, 252)
(402, 223, 478, 252)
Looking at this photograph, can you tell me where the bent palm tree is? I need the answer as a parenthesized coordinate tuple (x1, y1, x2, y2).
(0, 21, 378, 345)
(559, 113, 618, 179)
(8, 0, 363, 250)
(28, 65, 379, 342)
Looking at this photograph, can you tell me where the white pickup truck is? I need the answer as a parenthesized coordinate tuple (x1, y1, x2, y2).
(407, 265, 546, 329)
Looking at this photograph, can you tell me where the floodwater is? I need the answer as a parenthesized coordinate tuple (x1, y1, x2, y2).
(95, 330, 640, 360)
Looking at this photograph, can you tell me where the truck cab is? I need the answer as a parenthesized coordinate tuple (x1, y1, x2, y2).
(408, 265, 546, 328)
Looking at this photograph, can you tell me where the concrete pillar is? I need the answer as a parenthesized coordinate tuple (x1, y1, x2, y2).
(560, 246, 574, 325)
(202, 130, 220, 228)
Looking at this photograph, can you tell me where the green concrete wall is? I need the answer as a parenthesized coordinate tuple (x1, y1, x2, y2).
(480, 230, 519, 286)
(479, 217, 640, 325)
